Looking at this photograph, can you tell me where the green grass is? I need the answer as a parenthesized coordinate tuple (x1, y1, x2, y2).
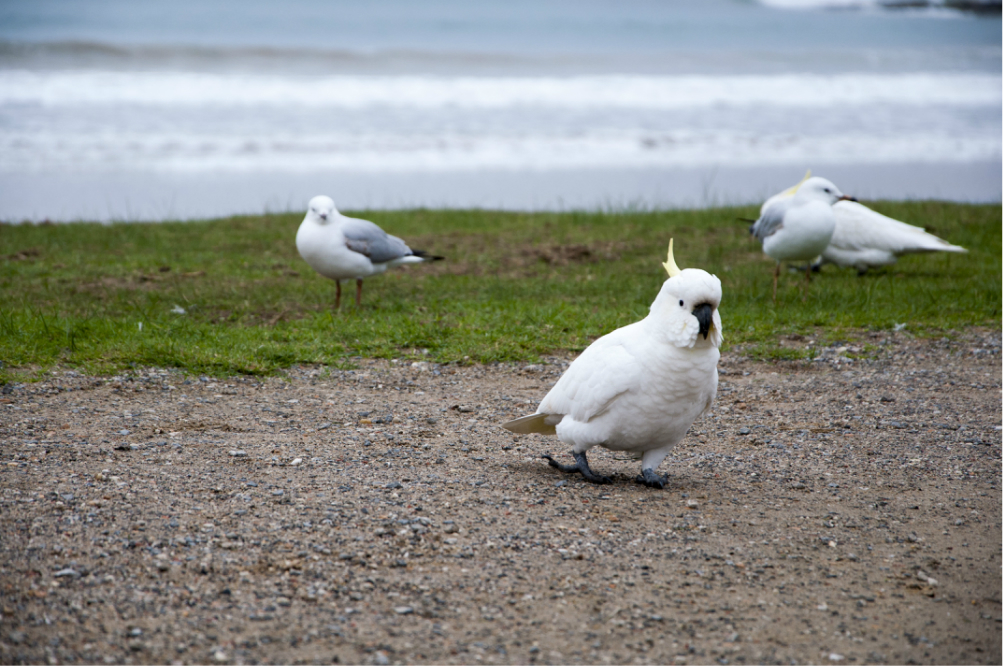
(1, 202, 999, 380)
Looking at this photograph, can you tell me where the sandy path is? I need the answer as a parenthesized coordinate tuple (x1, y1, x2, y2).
(1, 330, 1000, 665)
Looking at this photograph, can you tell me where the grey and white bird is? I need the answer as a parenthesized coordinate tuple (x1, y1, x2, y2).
(502, 240, 722, 489)
(296, 195, 442, 308)
(762, 171, 967, 274)
(750, 176, 853, 301)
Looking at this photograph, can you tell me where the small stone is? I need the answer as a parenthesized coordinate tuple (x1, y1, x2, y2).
(686, 499, 699, 509)
(229, 450, 247, 458)
(118, 429, 131, 436)
(828, 653, 844, 662)
(291, 458, 302, 466)
(738, 427, 750, 435)
(394, 606, 414, 615)
(8, 630, 26, 644)
(53, 568, 80, 579)
(213, 649, 228, 662)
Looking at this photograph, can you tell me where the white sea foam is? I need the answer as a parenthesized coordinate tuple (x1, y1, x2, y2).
(0, 70, 999, 109)
(1, 128, 997, 173)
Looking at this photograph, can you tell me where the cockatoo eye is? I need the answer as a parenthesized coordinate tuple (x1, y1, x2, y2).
(679, 300, 684, 307)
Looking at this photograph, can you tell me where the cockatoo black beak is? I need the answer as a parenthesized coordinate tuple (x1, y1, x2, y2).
(692, 303, 713, 340)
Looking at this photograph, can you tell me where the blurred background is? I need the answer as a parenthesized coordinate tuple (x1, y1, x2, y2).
(0, 0, 999, 221)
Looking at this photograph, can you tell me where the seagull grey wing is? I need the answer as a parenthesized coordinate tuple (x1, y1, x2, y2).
(751, 199, 790, 241)
(341, 217, 413, 264)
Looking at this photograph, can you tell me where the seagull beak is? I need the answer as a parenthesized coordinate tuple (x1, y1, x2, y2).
(319, 212, 328, 221)
(839, 195, 857, 202)
(692, 303, 713, 340)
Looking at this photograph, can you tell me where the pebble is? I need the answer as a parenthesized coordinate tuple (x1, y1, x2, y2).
(394, 606, 414, 615)
(228, 450, 247, 457)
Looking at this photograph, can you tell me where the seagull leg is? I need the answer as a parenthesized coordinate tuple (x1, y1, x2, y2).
(541, 452, 612, 484)
(635, 468, 668, 489)
(334, 280, 342, 310)
(772, 263, 780, 303)
(355, 279, 364, 307)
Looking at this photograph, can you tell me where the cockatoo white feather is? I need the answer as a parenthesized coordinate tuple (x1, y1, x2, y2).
(762, 173, 967, 272)
(503, 242, 722, 488)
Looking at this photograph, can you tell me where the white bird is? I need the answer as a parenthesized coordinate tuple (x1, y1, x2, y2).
(296, 195, 442, 308)
(763, 171, 967, 274)
(750, 176, 852, 301)
(502, 240, 722, 489)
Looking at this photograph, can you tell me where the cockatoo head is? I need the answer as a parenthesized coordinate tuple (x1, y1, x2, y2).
(304, 195, 337, 225)
(649, 239, 723, 349)
(792, 177, 855, 206)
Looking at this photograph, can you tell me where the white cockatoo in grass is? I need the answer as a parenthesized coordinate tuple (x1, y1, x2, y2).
(763, 171, 967, 274)
(750, 176, 852, 301)
(296, 195, 443, 309)
(502, 240, 722, 489)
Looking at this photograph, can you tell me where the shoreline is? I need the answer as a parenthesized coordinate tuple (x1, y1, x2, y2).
(1, 161, 1000, 223)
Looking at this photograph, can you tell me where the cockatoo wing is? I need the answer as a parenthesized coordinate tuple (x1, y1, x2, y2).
(536, 327, 645, 424)
(831, 201, 967, 255)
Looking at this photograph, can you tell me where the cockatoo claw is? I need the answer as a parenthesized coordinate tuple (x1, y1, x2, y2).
(542, 452, 613, 485)
(635, 468, 668, 489)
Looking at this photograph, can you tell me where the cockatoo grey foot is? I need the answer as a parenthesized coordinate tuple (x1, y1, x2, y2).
(541, 452, 612, 485)
(635, 468, 668, 489)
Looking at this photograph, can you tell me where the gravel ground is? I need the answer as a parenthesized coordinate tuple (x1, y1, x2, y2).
(1, 330, 1000, 665)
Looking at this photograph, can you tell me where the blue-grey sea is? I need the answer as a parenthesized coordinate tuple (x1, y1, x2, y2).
(0, 0, 999, 220)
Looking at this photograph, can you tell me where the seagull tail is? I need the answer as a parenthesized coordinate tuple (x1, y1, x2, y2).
(411, 250, 445, 262)
(502, 413, 558, 435)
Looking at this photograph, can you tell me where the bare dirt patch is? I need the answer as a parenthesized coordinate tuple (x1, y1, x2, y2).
(1, 331, 1000, 665)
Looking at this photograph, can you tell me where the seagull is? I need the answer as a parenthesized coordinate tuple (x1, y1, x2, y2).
(296, 195, 442, 308)
(762, 171, 967, 274)
(502, 240, 722, 489)
(750, 176, 853, 301)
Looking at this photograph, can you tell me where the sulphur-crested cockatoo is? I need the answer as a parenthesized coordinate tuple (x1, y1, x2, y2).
(750, 176, 853, 300)
(763, 171, 967, 274)
(502, 240, 722, 489)
(297, 195, 442, 308)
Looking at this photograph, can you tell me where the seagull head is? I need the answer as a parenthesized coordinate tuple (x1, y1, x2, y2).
(305, 195, 337, 224)
(794, 177, 856, 206)
(650, 240, 723, 349)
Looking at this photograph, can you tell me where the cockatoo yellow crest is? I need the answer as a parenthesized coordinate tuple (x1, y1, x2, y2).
(662, 238, 681, 278)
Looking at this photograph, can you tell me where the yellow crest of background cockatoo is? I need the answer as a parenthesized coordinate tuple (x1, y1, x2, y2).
(662, 238, 681, 278)
(785, 169, 812, 196)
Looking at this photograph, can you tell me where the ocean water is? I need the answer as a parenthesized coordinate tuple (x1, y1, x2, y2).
(0, 0, 999, 220)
